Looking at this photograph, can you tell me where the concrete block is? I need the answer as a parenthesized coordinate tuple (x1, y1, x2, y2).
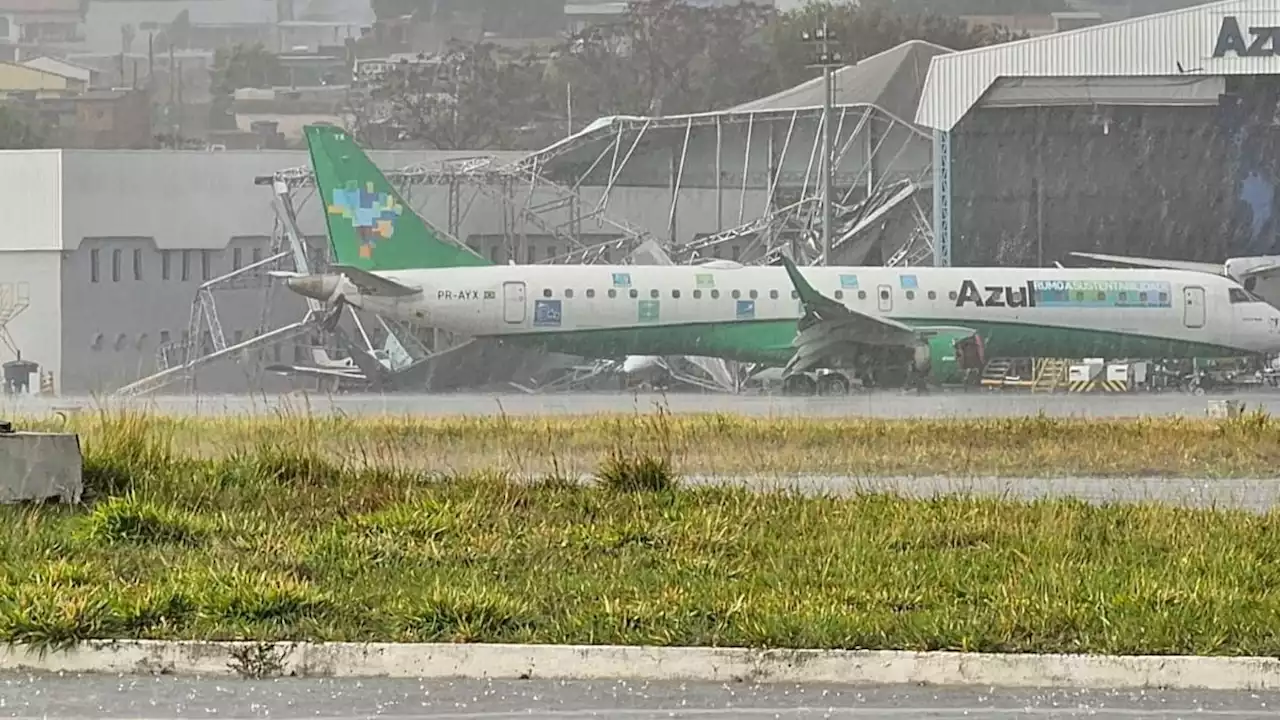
(0, 431, 83, 504)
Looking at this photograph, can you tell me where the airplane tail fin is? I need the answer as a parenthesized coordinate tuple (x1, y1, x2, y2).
(304, 124, 490, 271)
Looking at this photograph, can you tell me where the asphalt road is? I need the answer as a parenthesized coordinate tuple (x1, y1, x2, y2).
(3, 674, 1279, 719)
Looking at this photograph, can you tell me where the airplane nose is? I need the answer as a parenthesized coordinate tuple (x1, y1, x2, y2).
(285, 274, 341, 302)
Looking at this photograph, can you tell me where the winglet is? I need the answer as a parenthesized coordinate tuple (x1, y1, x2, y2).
(780, 254, 825, 307)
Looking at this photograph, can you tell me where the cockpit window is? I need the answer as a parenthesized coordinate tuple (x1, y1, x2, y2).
(1230, 287, 1264, 303)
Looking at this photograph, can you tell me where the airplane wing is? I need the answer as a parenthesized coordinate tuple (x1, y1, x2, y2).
(1067, 251, 1224, 274)
(779, 255, 922, 375)
(330, 264, 422, 297)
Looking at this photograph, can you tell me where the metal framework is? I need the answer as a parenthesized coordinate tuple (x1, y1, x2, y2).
(0, 281, 30, 362)
(116, 97, 936, 396)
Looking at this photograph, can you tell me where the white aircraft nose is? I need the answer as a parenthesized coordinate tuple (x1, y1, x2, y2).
(622, 355, 661, 373)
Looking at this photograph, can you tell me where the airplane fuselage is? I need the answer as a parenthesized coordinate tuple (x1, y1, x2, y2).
(314, 263, 1280, 364)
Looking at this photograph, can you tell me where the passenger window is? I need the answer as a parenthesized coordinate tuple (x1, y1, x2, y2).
(608, 289, 617, 298)
(749, 290, 758, 299)
(1096, 291, 1106, 301)
(880, 290, 889, 300)
(1159, 292, 1169, 303)
(732, 290, 741, 299)
(949, 291, 957, 300)
(650, 289, 659, 298)
(542, 289, 552, 298)
(928, 291, 937, 300)
(859, 291, 867, 300)
(834, 290, 843, 299)
(630, 289, 638, 298)
(586, 289, 595, 298)
(791, 290, 799, 299)
(769, 290, 778, 299)
(711, 289, 720, 299)
(906, 290, 915, 300)
(672, 289, 680, 298)
(565, 289, 574, 298)
(693, 289, 702, 299)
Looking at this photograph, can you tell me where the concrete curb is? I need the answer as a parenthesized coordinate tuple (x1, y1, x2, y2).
(3, 640, 1280, 689)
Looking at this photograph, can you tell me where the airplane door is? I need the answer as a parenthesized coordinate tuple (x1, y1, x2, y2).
(502, 281, 526, 324)
(1183, 286, 1205, 329)
(877, 284, 893, 312)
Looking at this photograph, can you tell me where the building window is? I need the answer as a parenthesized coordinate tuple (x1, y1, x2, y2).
(252, 247, 262, 265)
(90, 248, 99, 282)
(201, 250, 211, 281)
(111, 249, 121, 282)
(162, 250, 171, 280)
(160, 330, 170, 345)
(181, 250, 190, 281)
(133, 248, 142, 280)
(233, 247, 242, 271)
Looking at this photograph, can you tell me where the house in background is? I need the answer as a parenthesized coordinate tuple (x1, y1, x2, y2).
(0, 58, 83, 96)
(19, 52, 98, 86)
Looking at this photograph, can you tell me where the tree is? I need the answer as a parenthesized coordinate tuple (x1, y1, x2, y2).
(208, 43, 283, 131)
(0, 106, 44, 149)
(763, 2, 1027, 91)
(209, 42, 282, 96)
(544, 0, 777, 120)
(352, 39, 549, 150)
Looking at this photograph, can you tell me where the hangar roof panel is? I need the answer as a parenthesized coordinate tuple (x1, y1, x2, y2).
(916, 0, 1280, 132)
(729, 39, 954, 124)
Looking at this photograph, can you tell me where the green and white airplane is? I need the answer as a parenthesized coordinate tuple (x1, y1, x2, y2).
(276, 124, 1280, 393)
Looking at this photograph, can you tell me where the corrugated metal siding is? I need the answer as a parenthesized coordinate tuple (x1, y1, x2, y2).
(916, 0, 1280, 131)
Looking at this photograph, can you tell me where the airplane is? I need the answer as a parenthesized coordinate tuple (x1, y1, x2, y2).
(1069, 251, 1280, 306)
(274, 124, 1280, 395)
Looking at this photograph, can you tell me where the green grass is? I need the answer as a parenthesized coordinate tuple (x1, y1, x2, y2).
(15, 403, 1280, 478)
(3, 409, 1280, 655)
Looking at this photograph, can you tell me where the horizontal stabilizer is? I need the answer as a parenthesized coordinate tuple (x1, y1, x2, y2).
(332, 264, 422, 297)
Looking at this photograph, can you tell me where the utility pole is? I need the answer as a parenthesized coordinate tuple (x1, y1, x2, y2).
(802, 21, 842, 266)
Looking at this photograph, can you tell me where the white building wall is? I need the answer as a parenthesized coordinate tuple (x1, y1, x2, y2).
(0, 150, 62, 388)
(0, 253, 61, 389)
(916, 0, 1280, 131)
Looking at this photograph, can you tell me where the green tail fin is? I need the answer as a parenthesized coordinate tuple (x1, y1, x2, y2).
(304, 124, 490, 271)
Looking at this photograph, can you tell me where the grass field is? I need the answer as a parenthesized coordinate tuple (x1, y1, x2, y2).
(2, 409, 1280, 654)
(12, 403, 1280, 478)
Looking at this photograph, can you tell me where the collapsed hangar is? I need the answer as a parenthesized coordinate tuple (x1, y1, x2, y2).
(918, 0, 1280, 268)
(523, 39, 951, 269)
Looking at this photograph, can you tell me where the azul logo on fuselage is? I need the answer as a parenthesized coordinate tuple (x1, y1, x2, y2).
(955, 280, 1037, 308)
(437, 289, 480, 300)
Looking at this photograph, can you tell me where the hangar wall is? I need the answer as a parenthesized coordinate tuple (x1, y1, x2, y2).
(948, 77, 1280, 266)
